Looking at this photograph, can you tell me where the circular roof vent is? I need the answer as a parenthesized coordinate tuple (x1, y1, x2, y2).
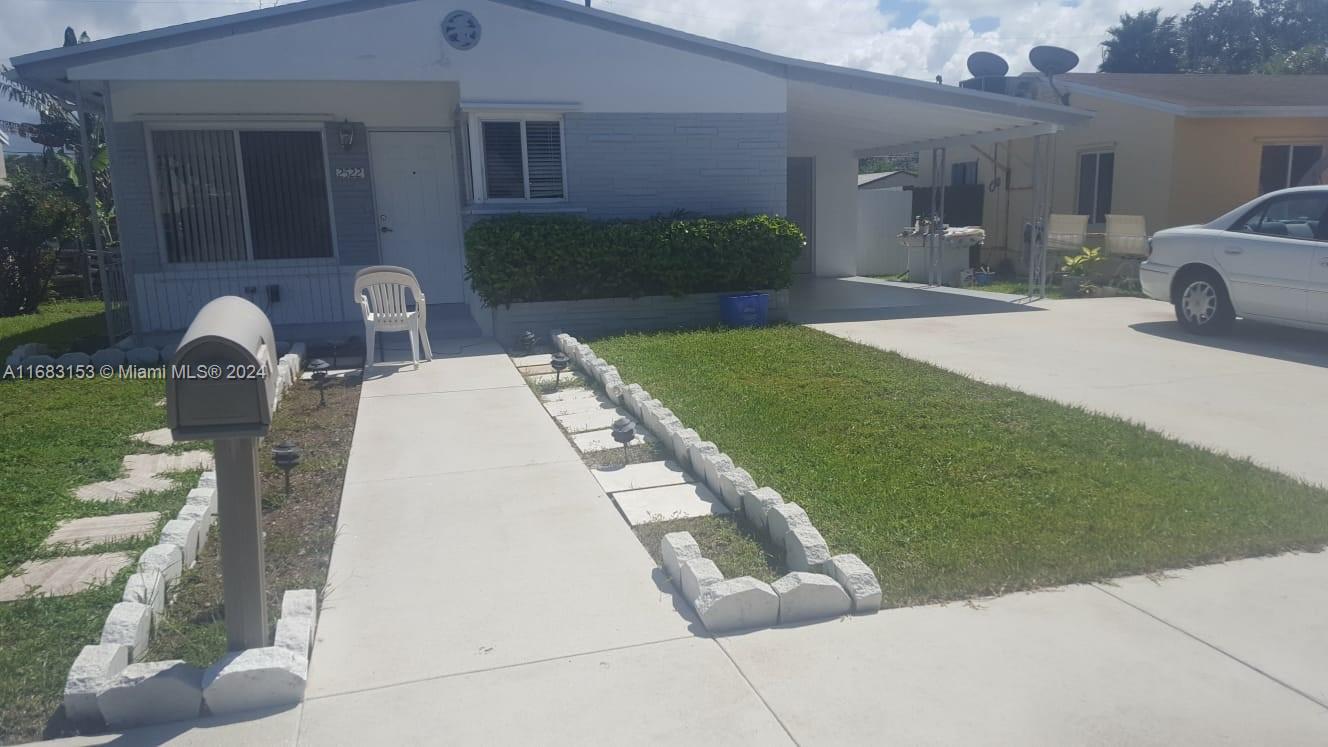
(442, 10, 482, 51)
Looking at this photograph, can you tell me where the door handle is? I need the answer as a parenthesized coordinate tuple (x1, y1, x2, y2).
(379, 214, 393, 233)
(1223, 247, 1243, 255)
(380, 226, 394, 233)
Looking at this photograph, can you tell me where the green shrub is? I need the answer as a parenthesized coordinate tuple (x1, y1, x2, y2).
(464, 213, 804, 307)
(0, 172, 83, 317)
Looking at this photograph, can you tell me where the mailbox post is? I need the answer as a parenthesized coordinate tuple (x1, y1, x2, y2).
(167, 296, 279, 651)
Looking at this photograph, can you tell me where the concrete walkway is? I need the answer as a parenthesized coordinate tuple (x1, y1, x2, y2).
(43, 332, 1328, 745)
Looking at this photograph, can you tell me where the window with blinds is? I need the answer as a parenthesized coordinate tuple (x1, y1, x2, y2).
(152, 129, 333, 263)
(479, 118, 565, 200)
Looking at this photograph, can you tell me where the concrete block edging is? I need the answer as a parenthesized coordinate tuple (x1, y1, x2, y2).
(64, 350, 319, 729)
(553, 332, 882, 633)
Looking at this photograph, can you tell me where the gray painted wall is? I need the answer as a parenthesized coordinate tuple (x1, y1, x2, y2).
(561, 112, 787, 219)
(109, 122, 161, 275)
(323, 121, 380, 267)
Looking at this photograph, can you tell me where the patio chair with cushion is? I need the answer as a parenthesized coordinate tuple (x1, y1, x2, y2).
(354, 265, 434, 367)
(1105, 214, 1149, 258)
(1046, 213, 1089, 254)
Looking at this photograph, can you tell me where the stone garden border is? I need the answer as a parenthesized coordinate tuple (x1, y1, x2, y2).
(551, 332, 883, 634)
(61, 345, 318, 731)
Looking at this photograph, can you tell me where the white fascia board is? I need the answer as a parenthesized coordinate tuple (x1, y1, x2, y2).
(857, 122, 1062, 157)
(1060, 82, 1186, 115)
(458, 101, 582, 113)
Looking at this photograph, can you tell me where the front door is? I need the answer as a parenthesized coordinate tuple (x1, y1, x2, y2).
(787, 157, 816, 274)
(369, 131, 464, 303)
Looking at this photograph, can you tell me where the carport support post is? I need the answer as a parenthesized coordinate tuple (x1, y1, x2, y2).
(214, 436, 269, 650)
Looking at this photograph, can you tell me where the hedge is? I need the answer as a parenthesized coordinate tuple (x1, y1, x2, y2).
(464, 213, 804, 307)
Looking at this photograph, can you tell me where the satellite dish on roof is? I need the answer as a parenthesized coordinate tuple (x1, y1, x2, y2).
(1029, 46, 1079, 77)
(967, 52, 1009, 79)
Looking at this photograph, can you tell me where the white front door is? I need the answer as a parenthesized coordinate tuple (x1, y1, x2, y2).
(369, 131, 464, 303)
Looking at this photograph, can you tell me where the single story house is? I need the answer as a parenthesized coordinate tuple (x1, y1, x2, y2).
(9, 0, 1088, 341)
(918, 73, 1328, 258)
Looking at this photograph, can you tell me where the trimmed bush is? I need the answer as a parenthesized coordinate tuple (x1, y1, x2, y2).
(464, 213, 804, 307)
(0, 172, 83, 317)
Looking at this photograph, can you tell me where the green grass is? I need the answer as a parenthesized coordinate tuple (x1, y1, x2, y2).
(0, 302, 180, 743)
(0, 300, 107, 356)
(592, 325, 1328, 608)
(634, 515, 782, 584)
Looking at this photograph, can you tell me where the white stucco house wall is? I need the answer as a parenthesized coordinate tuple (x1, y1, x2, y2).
(8, 0, 1088, 340)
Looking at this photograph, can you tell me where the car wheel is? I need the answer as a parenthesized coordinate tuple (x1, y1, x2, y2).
(1173, 270, 1234, 335)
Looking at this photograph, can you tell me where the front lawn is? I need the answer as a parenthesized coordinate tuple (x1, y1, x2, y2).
(593, 325, 1328, 607)
(0, 299, 107, 356)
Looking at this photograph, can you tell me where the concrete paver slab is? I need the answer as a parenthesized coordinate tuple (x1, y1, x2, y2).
(0, 552, 133, 601)
(44, 512, 161, 549)
(131, 428, 175, 447)
(342, 386, 572, 484)
(613, 483, 729, 525)
(123, 451, 214, 475)
(1097, 552, 1328, 705)
(571, 427, 654, 454)
(592, 460, 693, 494)
(543, 391, 615, 417)
(527, 371, 588, 388)
(309, 461, 695, 698)
(512, 353, 554, 367)
(539, 385, 594, 403)
(300, 638, 792, 746)
(554, 406, 633, 434)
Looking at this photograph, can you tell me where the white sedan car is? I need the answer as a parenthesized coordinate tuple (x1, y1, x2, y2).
(1140, 185, 1328, 334)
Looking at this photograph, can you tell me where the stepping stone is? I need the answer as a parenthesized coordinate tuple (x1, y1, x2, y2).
(612, 483, 729, 526)
(593, 460, 693, 494)
(76, 476, 173, 503)
(544, 393, 614, 417)
(132, 428, 175, 447)
(519, 363, 556, 376)
(555, 407, 634, 434)
(527, 371, 587, 387)
(43, 512, 161, 549)
(123, 451, 214, 476)
(571, 427, 655, 454)
(0, 552, 133, 601)
(512, 353, 553, 367)
(540, 387, 600, 404)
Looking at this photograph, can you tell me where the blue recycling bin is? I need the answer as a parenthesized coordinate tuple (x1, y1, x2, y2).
(719, 292, 770, 328)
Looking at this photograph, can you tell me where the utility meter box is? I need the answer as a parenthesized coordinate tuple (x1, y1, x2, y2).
(167, 296, 278, 441)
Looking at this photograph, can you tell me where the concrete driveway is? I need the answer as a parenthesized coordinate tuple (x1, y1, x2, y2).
(795, 277, 1328, 488)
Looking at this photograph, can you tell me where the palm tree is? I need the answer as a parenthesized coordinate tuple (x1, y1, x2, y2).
(1099, 9, 1185, 73)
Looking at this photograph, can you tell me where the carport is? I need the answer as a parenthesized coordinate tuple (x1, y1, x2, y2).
(783, 67, 1090, 294)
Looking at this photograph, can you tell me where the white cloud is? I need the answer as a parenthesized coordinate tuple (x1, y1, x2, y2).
(1, 0, 1194, 151)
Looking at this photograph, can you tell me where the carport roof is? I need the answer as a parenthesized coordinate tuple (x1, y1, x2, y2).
(9, 0, 1090, 152)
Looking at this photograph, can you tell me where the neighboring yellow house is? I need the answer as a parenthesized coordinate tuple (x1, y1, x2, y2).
(917, 73, 1328, 260)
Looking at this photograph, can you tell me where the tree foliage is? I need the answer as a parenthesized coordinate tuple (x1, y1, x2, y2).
(0, 171, 84, 316)
(1099, 0, 1328, 74)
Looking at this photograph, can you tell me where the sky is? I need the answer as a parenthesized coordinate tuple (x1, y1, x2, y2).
(1, 0, 1197, 153)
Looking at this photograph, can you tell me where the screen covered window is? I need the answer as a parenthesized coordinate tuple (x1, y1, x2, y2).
(153, 129, 333, 263)
(1259, 144, 1324, 194)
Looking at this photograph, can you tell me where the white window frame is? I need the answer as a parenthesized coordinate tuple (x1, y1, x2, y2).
(466, 111, 568, 204)
(145, 122, 339, 267)
(1076, 149, 1115, 227)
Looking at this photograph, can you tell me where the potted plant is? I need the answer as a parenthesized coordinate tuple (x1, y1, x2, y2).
(1059, 247, 1104, 297)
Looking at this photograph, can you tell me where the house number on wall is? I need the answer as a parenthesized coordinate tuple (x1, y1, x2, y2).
(336, 167, 366, 179)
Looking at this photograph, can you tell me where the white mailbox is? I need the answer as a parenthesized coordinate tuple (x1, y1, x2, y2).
(167, 296, 278, 442)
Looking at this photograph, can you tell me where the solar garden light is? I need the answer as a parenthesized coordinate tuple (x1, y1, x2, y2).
(550, 352, 570, 388)
(519, 330, 537, 355)
(271, 441, 302, 502)
(612, 417, 636, 465)
(308, 358, 331, 407)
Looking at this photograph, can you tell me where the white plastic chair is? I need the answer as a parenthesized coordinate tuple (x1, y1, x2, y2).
(354, 266, 433, 366)
(1105, 214, 1149, 257)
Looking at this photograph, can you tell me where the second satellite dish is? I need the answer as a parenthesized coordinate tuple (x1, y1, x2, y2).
(967, 51, 1009, 79)
(1029, 45, 1079, 77)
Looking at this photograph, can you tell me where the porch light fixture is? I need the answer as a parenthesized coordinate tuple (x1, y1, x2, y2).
(550, 352, 569, 388)
(271, 441, 302, 502)
(308, 358, 331, 407)
(611, 417, 636, 465)
(338, 120, 355, 151)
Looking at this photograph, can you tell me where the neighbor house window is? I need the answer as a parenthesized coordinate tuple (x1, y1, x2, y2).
(950, 160, 979, 186)
(1259, 144, 1324, 194)
(152, 129, 333, 263)
(476, 117, 565, 201)
(1076, 151, 1114, 225)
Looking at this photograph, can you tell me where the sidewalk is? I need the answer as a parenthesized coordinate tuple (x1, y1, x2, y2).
(40, 338, 1328, 745)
